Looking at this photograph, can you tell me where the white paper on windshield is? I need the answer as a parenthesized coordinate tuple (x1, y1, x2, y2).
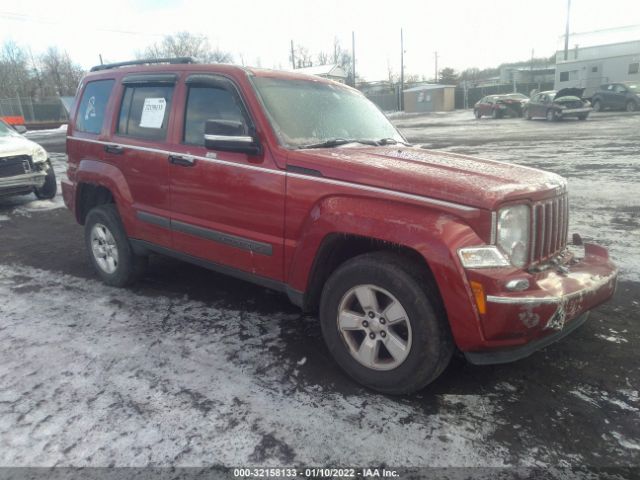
(139, 98, 166, 128)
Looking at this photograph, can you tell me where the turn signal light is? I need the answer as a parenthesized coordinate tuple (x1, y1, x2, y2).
(470, 281, 487, 315)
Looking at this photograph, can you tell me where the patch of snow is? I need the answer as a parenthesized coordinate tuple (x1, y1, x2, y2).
(612, 432, 640, 451)
(570, 386, 638, 413)
(0, 263, 511, 467)
(595, 334, 628, 344)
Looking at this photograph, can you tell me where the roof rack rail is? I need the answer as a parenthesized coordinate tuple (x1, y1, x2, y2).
(90, 57, 198, 72)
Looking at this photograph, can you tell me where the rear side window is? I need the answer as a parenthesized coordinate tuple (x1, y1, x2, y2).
(117, 85, 174, 141)
(183, 86, 247, 146)
(75, 80, 114, 134)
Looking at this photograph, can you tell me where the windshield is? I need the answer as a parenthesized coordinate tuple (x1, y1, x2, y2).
(0, 120, 18, 137)
(505, 93, 527, 99)
(252, 77, 404, 148)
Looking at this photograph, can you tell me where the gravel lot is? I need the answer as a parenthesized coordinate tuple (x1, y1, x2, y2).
(1, 113, 639, 477)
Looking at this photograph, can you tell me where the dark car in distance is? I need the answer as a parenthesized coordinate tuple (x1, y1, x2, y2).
(474, 93, 528, 119)
(524, 88, 591, 121)
(591, 83, 639, 112)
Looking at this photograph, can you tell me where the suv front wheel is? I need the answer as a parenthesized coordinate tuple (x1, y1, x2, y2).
(319, 252, 453, 394)
(85, 204, 147, 287)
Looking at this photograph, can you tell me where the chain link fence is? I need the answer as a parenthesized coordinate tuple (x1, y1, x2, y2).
(0, 96, 69, 126)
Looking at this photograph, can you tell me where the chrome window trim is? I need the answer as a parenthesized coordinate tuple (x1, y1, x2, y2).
(204, 134, 253, 143)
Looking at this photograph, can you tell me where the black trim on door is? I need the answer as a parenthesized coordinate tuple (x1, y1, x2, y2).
(136, 211, 171, 229)
(136, 210, 272, 256)
(172, 220, 272, 256)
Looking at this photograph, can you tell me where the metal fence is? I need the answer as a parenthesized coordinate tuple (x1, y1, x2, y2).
(0, 96, 69, 125)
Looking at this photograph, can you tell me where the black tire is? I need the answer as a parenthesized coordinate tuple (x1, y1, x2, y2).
(626, 101, 637, 112)
(319, 252, 453, 395)
(34, 161, 57, 200)
(592, 100, 602, 112)
(525, 108, 532, 120)
(546, 109, 556, 122)
(84, 204, 147, 287)
(491, 109, 499, 119)
(474, 109, 481, 119)
(578, 113, 588, 121)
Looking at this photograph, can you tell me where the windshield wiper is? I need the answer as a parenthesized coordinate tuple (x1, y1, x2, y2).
(378, 138, 412, 146)
(297, 138, 381, 149)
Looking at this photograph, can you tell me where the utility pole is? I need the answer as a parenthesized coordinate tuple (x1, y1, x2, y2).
(564, 0, 571, 61)
(434, 51, 439, 83)
(290, 40, 296, 69)
(351, 31, 356, 87)
(400, 28, 404, 111)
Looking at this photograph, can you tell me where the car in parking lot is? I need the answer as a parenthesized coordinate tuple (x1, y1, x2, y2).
(591, 82, 639, 112)
(63, 58, 617, 394)
(474, 93, 528, 119)
(0, 118, 57, 199)
(524, 88, 592, 121)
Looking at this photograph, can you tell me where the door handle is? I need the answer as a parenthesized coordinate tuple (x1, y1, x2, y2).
(168, 155, 196, 167)
(104, 144, 124, 154)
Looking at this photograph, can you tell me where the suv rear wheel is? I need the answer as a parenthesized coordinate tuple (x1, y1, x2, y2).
(319, 252, 453, 394)
(626, 101, 637, 112)
(592, 100, 602, 112)
(85, 204, 147, 287)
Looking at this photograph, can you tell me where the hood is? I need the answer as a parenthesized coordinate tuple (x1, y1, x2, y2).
(0, 134, 39, 158)
(288, 146, 566, 210)
(555, 88, 584, 99)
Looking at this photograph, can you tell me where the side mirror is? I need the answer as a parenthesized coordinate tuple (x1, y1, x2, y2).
(13, 125, 27, 134)
(204, 119, 261, 155)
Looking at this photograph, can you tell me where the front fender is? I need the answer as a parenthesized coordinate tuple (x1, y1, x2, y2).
(286, 195, 487, 350)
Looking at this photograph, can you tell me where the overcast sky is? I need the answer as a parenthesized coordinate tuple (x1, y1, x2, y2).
(1, 0, 638, 81)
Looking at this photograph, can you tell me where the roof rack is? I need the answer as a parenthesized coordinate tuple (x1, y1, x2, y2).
(90, 57, 198, 72)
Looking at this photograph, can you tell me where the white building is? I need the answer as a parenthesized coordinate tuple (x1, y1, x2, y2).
(555, 37, 640, 98)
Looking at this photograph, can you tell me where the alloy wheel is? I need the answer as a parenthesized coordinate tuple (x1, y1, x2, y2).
(336, 284, 412, 371)
(90, 223, 119, 274)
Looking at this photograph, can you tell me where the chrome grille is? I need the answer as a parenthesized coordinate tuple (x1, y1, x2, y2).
(531, 194, 569, 263)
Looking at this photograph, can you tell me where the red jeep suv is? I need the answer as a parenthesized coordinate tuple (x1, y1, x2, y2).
(62, 58, 617, 394)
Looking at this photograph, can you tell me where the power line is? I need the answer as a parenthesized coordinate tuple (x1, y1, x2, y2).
(0, 10, 166, 37)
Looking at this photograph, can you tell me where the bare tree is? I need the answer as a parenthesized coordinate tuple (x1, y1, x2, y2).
(317, 51, 329, 66)
(0, 41, 32, 97)
(140, 32, 233, 63)
(39, 47, 84, 96)
(290, 44, 313, 68)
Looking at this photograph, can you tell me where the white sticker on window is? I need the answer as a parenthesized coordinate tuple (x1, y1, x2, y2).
(139, 98, 166, 128)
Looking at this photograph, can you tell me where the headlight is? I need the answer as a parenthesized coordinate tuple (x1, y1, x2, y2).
(496, 205, 530, 268)
(32, 146, 48, 163)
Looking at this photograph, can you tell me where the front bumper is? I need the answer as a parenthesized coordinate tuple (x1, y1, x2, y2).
(0, 171, 47, 194)
(558, 107, 592, 116)
(463, 243, 617, 364)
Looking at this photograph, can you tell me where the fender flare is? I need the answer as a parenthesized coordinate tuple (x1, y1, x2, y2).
(286, 195, 486, 350)
(75, 159, 135, 229)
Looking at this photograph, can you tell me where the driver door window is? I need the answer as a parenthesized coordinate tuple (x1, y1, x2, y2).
(183, 86, 247, 146)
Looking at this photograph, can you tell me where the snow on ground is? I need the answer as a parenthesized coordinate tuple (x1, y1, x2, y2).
(0, 263, 511, 467)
